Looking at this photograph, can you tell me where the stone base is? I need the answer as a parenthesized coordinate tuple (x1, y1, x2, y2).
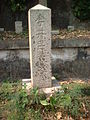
(51, 30, 59, 35)
(22, 77, 61, 94)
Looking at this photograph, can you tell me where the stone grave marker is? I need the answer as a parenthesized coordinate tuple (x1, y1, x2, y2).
(28, 4, 52, 88)
(15, 21, 23, 34)
(0, 28, 4, 32)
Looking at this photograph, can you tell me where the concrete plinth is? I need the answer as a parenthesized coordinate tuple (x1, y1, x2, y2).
(22, 77, 61, 95)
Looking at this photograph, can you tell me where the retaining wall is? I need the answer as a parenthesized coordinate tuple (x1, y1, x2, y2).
(0, 38, 90, 81)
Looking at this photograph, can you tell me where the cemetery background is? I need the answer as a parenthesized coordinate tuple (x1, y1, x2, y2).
(0, 0, 90, 81)
(0, 0, 90, 31)
(0, 2, 90, 120)
(0, 30, 90, 81)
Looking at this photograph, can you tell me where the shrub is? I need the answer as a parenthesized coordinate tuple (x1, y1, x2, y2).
(5, 0, 27, 13)
(72, 0, 90, 21)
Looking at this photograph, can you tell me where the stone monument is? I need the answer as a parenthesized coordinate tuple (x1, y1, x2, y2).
(15, 21, 23, 34)
(28, 4, 52, 88)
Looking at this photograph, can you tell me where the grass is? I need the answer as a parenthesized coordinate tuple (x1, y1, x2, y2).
(0, 81, 90, 120)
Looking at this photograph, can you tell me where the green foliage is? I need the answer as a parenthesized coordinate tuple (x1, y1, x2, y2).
(40, 99, 49, 106)
(16, 89, 28, 110)
(40, 83, 87, 118)
(40, 96, 57, 110)
(0, 82, 90, 119)
(60, 83, 88, 118)
(72, 0, 90, 21)
(30, 88, 40, 104)
(0, 82, 23, 120)
(58, 94, 71, 107)
(5, 0, 27, 12)
(29, 88, 46, 105)
(0, 82, 13, 101)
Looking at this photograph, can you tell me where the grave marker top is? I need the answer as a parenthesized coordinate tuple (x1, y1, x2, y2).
(30, 4, 49, 10)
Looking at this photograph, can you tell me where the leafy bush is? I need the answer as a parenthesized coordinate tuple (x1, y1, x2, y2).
(5, 0, 27, 12)
(72, 0, 90, 21)
(0, 83, 13, 101)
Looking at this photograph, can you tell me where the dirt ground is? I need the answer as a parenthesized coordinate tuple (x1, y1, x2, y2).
(0, 29, 90, 41)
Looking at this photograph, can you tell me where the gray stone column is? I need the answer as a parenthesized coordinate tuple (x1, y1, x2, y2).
(28, 4, 51, 88)
(39, 0, 47, 6)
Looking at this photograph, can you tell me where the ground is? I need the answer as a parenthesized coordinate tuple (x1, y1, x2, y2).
(0, 29, 90, 41)
(0, 80, 90, 120)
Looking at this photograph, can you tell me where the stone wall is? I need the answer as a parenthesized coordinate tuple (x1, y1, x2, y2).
(0, 39, 90, 82)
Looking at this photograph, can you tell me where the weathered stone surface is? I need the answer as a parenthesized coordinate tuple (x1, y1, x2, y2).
(28, 4, 51, 88)
(51, 48, 78, 62)
(0, 37, 90, 81)
(0, 39, 90, 50)
(0, 40, 29, 50)
(0, 59, 30, 82)
(52, 59, 90, 80)
(0, 47, 90, 81)
(52, 38, 90, 48)
(15, 21, 23, 34)
(0, 28, 4, 32)
(67, 26, 74, 31)
(86, 48, 90, 55)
